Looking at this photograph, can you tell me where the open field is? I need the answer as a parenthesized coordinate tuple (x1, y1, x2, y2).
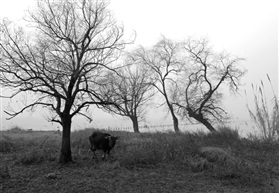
(1, 127, 279, 193)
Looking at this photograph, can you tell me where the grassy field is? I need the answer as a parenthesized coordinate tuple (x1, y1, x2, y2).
(1, 127, 279, 193)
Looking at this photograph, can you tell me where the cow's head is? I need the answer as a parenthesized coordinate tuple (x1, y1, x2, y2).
(106, 135, 119, 148)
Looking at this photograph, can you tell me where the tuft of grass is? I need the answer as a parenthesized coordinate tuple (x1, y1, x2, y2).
(247, 74, 279, 141)
(190, 146, 240, 174)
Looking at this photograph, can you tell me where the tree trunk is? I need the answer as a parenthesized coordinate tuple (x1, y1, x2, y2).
(169, 107, 179, 132)
(200, 119, 216, 132)
(130, 116, 140, 133)
(167, 103, 180, 132)
(59, 116, 73, 163)
(172, 114, 180, 133)
(187, 109, 216, 132)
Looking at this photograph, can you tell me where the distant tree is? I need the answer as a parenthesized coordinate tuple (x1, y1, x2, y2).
(172, 38, 246, 132)
(133, 37, 183, 132)
(100, 59, 155, 133)
(0, 0, 131, 163)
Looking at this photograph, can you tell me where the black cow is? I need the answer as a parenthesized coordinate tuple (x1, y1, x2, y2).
(89, 131, 119, 160)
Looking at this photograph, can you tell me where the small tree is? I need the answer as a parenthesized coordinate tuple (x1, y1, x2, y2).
(134, 37, 183, 132)
(173, 38, 246, 132)
(101, 60, 155, 133)
(0, 0, 131, 163)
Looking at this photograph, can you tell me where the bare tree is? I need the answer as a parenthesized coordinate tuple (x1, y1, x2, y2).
(101, 59, 155, 133)
(0, 0, 131, 163)
(172, 38, 246, 132)
(134, 37, 183, 132)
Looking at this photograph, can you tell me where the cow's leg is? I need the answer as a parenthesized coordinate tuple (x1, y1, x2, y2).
(93, 150, 98, 160)
(105, 150, 111, 160)
(102, 151, 107, 160)
(90, 146, 97, 160)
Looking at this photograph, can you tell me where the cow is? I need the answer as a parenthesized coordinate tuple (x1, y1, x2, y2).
(89, 131, 119, 160)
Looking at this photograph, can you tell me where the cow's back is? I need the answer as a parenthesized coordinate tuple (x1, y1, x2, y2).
(89, 131, 110, 149)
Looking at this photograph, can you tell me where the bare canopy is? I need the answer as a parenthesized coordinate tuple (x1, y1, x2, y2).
(172, 38, 246, 131)
(132, 37, 183, 133)
(0, 0, 132, 163)
(100, 56, 155, 133)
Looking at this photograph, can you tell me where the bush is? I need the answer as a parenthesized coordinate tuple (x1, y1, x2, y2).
(7, 125, 26, 133)
(202, 126, 240, 147)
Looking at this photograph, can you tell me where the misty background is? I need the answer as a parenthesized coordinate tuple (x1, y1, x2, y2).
(0, 0, 278, 136)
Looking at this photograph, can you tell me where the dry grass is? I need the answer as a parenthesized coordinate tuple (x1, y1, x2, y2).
(247, 74, 279, 140)
(1, 126, 279, 192)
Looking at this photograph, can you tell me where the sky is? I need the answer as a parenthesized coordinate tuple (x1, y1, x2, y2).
(0, 0, 278, 134)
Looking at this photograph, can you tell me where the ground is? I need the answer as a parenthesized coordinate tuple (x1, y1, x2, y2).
(1, 159, 269, 193)
(1, 128, 279, 193)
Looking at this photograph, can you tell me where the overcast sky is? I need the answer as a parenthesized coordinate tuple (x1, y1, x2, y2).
(0, 0, 278, 133)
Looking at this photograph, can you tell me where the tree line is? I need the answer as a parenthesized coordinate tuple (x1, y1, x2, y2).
(0, 0, 246, 163)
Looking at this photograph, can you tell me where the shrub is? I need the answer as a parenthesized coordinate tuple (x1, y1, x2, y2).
(201, 126, 240, 147)
(7, 125, 26, 133)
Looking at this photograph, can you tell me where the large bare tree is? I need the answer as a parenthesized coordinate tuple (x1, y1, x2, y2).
(0, 0, 131, 163)
(133, 37, 183, 132)
(101, 59, 155, 133)
(172, 38, 246, 132)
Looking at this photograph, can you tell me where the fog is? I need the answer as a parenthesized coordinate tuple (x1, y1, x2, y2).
(0, 0, 278, 135)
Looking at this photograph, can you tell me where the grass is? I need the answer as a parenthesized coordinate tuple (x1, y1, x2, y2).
(1, 126, 279, 192)
(247, 74, 279, 141)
